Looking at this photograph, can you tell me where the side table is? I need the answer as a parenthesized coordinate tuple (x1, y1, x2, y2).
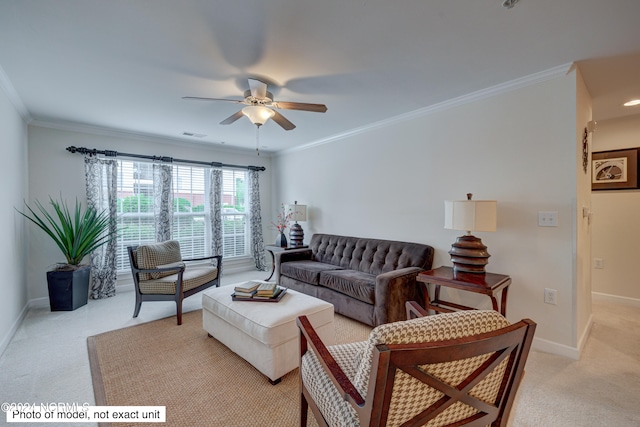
(264, 245, 309, 281)
(416, 266, 511, 316)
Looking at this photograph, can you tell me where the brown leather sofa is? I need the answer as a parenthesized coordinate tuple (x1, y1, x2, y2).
(276, 233, 434, 326)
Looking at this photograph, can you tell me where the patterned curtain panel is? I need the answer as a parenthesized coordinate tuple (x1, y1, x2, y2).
(84, 157, 118, 299)
(208, 168, 223, 256)
(153, 163, 173, 242)
(248, 170, 266, 271)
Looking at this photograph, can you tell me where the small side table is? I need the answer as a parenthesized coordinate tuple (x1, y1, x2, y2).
(416, 266, 511, 316)
(264, 245, 309, 281)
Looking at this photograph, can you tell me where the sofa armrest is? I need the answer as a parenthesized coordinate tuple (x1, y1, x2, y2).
(274, 248, 312, 282)
(374, 267, 424, 325)
(278, 248, 312, 263)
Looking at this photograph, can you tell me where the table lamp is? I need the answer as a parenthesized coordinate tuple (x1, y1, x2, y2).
(444, 193, 497, 274)
(286, 201, 307, 248)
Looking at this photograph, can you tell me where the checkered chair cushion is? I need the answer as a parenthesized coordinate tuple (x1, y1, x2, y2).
(302, 310, 511, 427)
(136, 240, 183, 280)
(138, 265, 219, 295)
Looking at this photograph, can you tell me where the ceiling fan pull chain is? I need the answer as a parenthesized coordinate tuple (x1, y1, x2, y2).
(255, 125, 260, 156)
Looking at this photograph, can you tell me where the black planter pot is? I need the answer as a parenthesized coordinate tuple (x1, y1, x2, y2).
(46, 266, 90, 311)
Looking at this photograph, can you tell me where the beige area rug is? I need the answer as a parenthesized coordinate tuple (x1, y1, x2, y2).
(87, 309, 372, 427)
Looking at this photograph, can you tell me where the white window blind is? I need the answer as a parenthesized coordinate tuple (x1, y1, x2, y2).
(221, 169, 248, 258)
(172, 164, 208, 260)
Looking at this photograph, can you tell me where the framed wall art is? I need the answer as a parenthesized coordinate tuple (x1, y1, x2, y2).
(592, 148, 639, 190)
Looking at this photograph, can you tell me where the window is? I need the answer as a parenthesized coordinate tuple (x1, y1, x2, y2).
(221, 170, 248, 258)
(116, 161, 155, 271)
(172, 164, 207, 260)
(115, 160, 249, 273)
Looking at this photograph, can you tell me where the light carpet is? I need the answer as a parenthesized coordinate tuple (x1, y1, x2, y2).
(87, 309, 371, 427)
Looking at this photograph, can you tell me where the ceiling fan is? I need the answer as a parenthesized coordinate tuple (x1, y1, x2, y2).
(182, 78, 328, 131)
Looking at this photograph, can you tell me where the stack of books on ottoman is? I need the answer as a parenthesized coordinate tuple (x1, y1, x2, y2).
(231, 280, 287, 302)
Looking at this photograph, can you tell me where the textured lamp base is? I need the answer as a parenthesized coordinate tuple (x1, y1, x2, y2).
(449, 234, 490, 274)
(289, 223, 304, 248)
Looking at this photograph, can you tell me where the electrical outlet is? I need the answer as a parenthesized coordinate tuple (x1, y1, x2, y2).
(538, 211, 558, 227)
(544, 288, 557, 305)
(594, 258, 604, 269)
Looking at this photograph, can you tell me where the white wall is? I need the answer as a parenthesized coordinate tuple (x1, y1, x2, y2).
(27, 125, 273, 300)
(0, 82, 28, 355)
(591, 115, 640, 303)
(574, 67, 594, 351)
(273, 71, 584, 354)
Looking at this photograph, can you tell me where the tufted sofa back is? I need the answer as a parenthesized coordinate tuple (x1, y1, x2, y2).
(309, 234, 434, 276)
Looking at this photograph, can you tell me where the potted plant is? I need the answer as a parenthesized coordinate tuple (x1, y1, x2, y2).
(18, 197, 117, 311)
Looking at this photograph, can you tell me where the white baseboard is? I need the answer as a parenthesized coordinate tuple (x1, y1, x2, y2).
(532, 292, 636, 361)
(592, 292, 640, 307)
(28, 297, 49, 309)
(576, 312, 594, 356)
(0, 306, 28, 358)
(531, 337, 580, 360)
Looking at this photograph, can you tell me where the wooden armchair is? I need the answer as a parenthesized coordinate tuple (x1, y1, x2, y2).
(297, 302, 536, 427)
(127, 240, 222, 325)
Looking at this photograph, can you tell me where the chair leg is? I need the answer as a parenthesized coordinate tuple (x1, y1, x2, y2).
(176, 301, 183, 325)
(176, 295, 184, 325)
(133, 294, 142, 318)
(300, 390, 308, 427)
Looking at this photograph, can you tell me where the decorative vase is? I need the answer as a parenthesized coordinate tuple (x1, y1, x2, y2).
(275, 232, 288, 247)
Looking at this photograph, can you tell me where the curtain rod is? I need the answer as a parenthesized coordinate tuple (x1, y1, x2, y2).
(66, 146, 266, 172)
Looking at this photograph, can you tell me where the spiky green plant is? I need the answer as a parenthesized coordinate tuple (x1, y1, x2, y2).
(18, 197, 117, 267)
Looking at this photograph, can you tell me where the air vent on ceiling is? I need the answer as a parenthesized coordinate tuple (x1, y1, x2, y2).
(182, 132, 207, 138)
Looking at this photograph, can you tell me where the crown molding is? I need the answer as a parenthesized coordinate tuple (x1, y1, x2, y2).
(29, 119, 273, 158)
(0, 64, 32, 122)
(280, 63, 574, 155)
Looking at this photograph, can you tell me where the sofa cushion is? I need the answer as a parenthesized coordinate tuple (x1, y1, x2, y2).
(319, 270, 376, 304)
(280, 260, 343, 285)
(309, 234, 434, 275)
(139, 265, 218, 294)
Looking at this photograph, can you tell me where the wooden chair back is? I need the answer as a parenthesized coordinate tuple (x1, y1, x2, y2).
(298, 307, 536, 427)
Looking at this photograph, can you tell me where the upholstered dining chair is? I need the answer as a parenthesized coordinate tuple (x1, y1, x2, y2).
(127, 240, 222, 325)
(297, 302, 536, 427)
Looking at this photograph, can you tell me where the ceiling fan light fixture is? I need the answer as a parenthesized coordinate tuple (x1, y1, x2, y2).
(501, 0, 520, 8)
(242, 105, 275, 126)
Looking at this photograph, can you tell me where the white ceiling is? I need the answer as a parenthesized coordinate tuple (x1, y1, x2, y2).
(1, 0, 640, 154)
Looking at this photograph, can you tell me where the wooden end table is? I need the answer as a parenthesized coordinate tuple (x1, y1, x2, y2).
(416, 266, 511, 316)
(264, 245, 309, 281)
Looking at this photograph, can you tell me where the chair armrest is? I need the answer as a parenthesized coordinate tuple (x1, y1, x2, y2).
(182, 254, 222, 266)
(132, 264, 186, 275)
(297, 316, 365, 407)
(406, 301, 428, 319)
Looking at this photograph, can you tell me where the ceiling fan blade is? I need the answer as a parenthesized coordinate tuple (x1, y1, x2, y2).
(271, 110, 296, 130)
(220, 110, 245, 125)
(272, 101, 328, 113)
(182, 96, 244, 104)
(248, 79, 268, 99)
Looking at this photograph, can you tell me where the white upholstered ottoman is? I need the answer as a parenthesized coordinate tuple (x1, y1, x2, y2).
(202, 286, 335, 384)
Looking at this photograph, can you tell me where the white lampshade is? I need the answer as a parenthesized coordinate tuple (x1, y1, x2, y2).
(444, 199, 497, 233)
(286, 203, 307, 222)
(242, 105, 275, 125)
